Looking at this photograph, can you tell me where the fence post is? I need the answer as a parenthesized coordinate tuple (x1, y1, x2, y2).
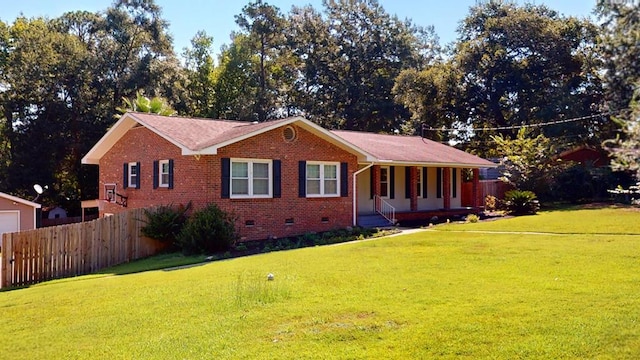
(1, 233, 12, 288)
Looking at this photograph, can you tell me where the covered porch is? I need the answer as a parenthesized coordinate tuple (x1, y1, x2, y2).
(354, 164, 484, 227)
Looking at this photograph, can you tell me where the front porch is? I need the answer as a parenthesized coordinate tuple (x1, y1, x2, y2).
(355, 164, 484, 227)
(358, 207, 483, 228)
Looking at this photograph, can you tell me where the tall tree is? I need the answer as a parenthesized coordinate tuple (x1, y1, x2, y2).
(604, 91, 640, 181)
(0, 0, 180, 211)
(212, 34, 259, 120)
(455, 1, 603, 153)
(182, 31, 216, 118)
(288, 0, 437, 132)
(96, 0, 174, 106)
(393, 62, 461, 140)
(235, 0, 288, 121)
(395, 1, 604, 155)
(596, 0, 640, 114)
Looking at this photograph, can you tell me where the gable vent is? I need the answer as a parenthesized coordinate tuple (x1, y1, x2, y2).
(283, 125, 297, 142)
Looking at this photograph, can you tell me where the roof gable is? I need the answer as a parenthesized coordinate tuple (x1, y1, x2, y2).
(0, 191, 41, 208)
(81, 113, 373, 164)
(82, 112, 494, 168)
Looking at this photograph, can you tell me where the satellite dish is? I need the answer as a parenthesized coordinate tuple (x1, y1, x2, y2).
(34, 184, 44, 195)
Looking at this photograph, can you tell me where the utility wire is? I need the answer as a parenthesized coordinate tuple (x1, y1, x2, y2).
(422, 110, 620, 132)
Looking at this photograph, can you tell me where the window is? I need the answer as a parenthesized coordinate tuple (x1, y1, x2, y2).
(380, 166, 389, 198)
(128, 162, 139, 188)
(306, 162, 339, 197)
(230, 159, 272, 198)
(153, 159, 174, 189)
(159, 160, 170, 187)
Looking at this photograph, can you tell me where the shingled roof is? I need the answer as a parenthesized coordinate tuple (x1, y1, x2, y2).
(331, 130, 496, 168)
(82, 112, 494, 168)
(82, 112, 372, 164)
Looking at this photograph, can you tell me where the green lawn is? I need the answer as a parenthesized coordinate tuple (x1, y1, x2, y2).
(1, 206, 640, 359)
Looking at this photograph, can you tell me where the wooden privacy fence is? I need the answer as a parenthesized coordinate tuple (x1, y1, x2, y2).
(461, 180, 514, 207)
(0, 207, 164, 289)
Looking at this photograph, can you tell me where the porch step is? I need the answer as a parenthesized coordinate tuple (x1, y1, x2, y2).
(358, 214, 394, 228)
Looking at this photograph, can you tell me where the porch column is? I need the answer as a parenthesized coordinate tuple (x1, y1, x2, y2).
(472, 168, 481, 208)
(443, 167, 451, 209)
(372, 165, 381, 198)
(410, 166, 418, 211)
(371, 165, 381, 213)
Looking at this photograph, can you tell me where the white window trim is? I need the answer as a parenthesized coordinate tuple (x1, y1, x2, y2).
(159, 159, 170, 188)
(379, 166, 390, 199)
(306, 161, 340, 198)
(128, 162, 138, 188)
(230, 158, 272, 199)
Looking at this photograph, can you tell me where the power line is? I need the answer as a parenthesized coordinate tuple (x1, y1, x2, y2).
(421, 111, 619, 133)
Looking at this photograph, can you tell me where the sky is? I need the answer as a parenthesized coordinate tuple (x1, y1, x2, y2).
(1, 0, 597, 56)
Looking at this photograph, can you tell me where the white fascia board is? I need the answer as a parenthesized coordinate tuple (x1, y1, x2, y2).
(194, 117, 377, 162)
(357, 160, 498, 168)
(127, 113, 199, 155)
(81, 115, 138, 165)
(82, 113, 194, 164)
(0, 192, 41, 208)
(294, 119, 377, 161)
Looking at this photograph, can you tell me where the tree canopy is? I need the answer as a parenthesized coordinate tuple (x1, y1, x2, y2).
(394, 1, 606, 155)
(0, 0, 181, 210)
(0, 0, 637, 210)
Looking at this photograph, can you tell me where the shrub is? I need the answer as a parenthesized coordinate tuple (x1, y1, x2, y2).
(176, 204, 238, 254)
(465, 214, 480, 223)
(140, 203, 190, 246)
(485, 195, 498, 211)
(504, 190, 540, 215)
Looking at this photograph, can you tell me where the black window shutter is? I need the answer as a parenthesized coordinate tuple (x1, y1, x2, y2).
(273, 160, 282, 198)
(340, 162, 348, 197)
(298, 161, 306, 197)
(123, 163, 128, 189)
(369, 168, 374, 199)
(452, 168, 457, 198)
(405, 167, 411, 199)
(390, 166, 395, 199)
(422, 167, 428, 198)
(153, 161, 159, 189)
(135, 162, 141, 189)
(436, 167, 442, 198)
(168, 159, 174, 189)
(221, 158, 230, 198)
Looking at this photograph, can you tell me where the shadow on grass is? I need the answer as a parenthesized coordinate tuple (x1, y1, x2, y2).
(0, 228, 397, 292)
(540, 201, 636, 212)
(97, 252, 208, 276)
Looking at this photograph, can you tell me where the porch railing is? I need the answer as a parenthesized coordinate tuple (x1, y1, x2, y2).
(374, 195, 396, 225)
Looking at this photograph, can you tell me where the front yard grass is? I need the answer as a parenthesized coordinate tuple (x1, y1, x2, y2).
(447, 205, 640, 234)
(1, 206, 639, 359)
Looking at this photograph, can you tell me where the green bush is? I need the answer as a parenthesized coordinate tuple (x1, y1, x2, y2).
(504, 190, 540, 215)
(176, 204, 238, 254)
(140, 203, 190, 246)
(465, 214, 480, 223)
(485, 195, 498, 211)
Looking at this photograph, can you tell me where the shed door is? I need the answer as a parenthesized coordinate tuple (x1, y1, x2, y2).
(0, 211, 20, 237)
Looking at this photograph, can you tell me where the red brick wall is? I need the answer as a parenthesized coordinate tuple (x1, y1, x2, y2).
(99, 124, 357, 241)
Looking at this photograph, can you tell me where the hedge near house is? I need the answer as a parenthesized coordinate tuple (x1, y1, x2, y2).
(176, 204, 239, 254)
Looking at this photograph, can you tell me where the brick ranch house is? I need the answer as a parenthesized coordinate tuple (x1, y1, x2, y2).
(81, 112, 496, 241)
